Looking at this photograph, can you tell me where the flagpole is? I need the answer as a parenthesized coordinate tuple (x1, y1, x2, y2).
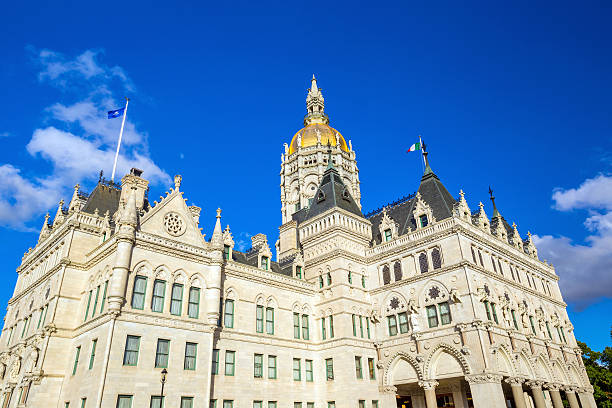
(110, 97, 129, 182)
(419, 135, 425, 172)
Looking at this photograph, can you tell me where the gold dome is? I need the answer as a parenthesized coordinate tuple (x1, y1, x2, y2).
(288, 123, 349, 155)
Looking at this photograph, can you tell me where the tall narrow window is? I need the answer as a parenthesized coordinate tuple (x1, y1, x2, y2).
(366, 317, 371, 339)
(256, 305, 264, 333)
(491, 256, 497, 273)
(131, 276, 147, 310)
(498, 259, 504, 276)
(116, 396, 133, 408)
(155, 339, 170, 368)
(254, 354, 263, 378)
(426, 305, 438, 328)
(432, 248, 442, 269)
(223, 245, 230, 260)
(545, 322, 553, 339)
(37, 306, 45, 329)
(80, 399, 86, 408)
(439, 302, 451, 325)
(419, 214, 428, 227)
(89, 339, 97, 369)
(261, 256, 269, 270)
(254, 401, 262, 408)
(398, 313, 408, 334)
(100, 281, 108, 313)
(529, 316, 537, 335)
(211, 349, 219, 374)
(224, 299, 234, 328)
(266, 307, 274, 335)
(352, 314, 357, 336)
(471, 247, 477, 263)
(302, 315, 310, 340)
(72, 346, 81, 375)
(483, 301, 492, 320)
(326, 272, 332, 285)
(293, 358, 301, 381)
(382, 265, 390, 285)
(348, 271, 352, 284)
(329, 315, 334, 338)
(419, 253, 429, 274)
(170, 283, 183, 316)
(359, 316, 364, 338)
(368, 358, 375, 380)
(384, 229, 392, 242)
(359, 401, 365, 408)
(21, 317, 29, 338)
(188, 287, 200, 318)
(84, 291, 92, 321)
(296, 266, 302, 279)
(478, 250, 484, 267)
(319, 276, 324, 288)
(151, 280, 166, 312)
(560, 327, 567, 343)
(123, 335, 140, 366)
(321, 317, 326, 340)
(355, 356, 363, 379)
(91, 285, 100, 318)
(388, 315, 398, 336)
(293, 313, 300, 339)
(150, 396, 164, 408)
(490, 302, 499, 324)
(305, 360, 313, 382)
(393, 261, 402, 281)
(268, 402, 277, 408)
(361, 275, 366, 288)
(181, 397, 194, 408)
(225, 351, 235, 376)
(325, 358, 334, 380)
(511, 310, 518, 330)
(224, 401, 234, 408)
(268, 355, 277, 379)
(184, 342, 197, 370)
(372, 401, 379, 408)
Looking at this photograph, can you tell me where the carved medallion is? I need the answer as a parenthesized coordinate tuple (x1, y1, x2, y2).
(163, 212, 186, 237)
(428, 286, 440, 299)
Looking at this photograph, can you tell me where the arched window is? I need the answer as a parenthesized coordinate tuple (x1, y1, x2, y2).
(478, 250, 484, 267)
(419, 253, 429, 274)
(432, 248, 442, 270)
(471, 247, 477, 264)
(491, 256, 497, 273)
(393, 261, 402, 282)
(382, 265, 391, 285)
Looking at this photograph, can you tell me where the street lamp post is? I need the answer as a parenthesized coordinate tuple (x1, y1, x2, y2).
(160, 368, 168, 405)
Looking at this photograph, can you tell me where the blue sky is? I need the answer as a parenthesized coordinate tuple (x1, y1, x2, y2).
(0, 1, 611, 350)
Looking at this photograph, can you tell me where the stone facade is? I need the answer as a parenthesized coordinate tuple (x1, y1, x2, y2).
(0, 78, 597, 408)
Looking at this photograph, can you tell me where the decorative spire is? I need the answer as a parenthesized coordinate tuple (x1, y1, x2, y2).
(68, 184, 81, 213)
(511, 222, 523, 250)
(211, 208, 223, 247)
(305, 75, 328, 126)
(489, 186, 501, 218)
(326, 142, 334, 170)
(421, 139, 433, 176)
(52, 199, 65, 227)
(38, 213, 51, 243)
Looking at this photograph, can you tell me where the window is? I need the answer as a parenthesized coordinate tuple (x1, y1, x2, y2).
(352, 314, 357, 336)
(366, 317, 371, 339)
(181, 397, 194, 408)
(368, 358, 375, 380)
(268, 402, 277, 408)
(388, 315, 398, 336)
(131, 276, 147, 310)
(91, 286, 100, 318)
(545, 322, 553, 339)
(254, 354, 263, 378)
(319, 276, 324, 288)
(123, 335, 140, 366)
(184, 342, 197, 370)
(80, 398, 87, 408)
(295, 403, 302, 408)
(560, 327, 567, 343)
(382, 265, 390, 285)
(490, 302, 499, 324)
(321, 317, 326, 340)
(150, 396, 164, 408)
(372, 401, 379, 408)
(257, 305, 264, 333)
(432, 248, 442, 269)
(491, 256, 497, 273)
(348, 272, 352, 284)
(326, 272, 332, 285)
(72, 346, 81, 375)
(393, 261, 402, 281)
(261, 256, 269, 270)
(305, 360, 313, 382)
(419, 253, 429, 273)
(225, 350, 235, 375)
(37, 306, 46, 329)
(329, 315, 334, 338)
(511, 310, 518, 330)
(223, 245, 230, 260)
(224, 401, 233, 408)
(302, 315, 310, 340)
(100, 281, 108, 314)
(293, 358, 301, 381)
(307, 403, 314, 408)
(419, 214, 428, 227)
(151, 280, 166, 313)
(498, 260, 504, 276)
(21, 317, 29, 338)
(361, 275, 366, 288)
(478, 250, 484, 267)
(398, 312, 408, 334)
(439, 302, 451, 325)
(529, 316, 537, 335)
(211, 400, 217, 408)
(254, 402, 262, 408)
(224, 299, 234, 328)
(359, 401, 365, 408)
(471, 247, 477, 264)
(359, 316, 364, 338)
(426, 305, 438, 328)
(325, 358, 334, 380)
(268, 355, 277, 379)
(296, 266, 302, 279)
(355, 356, 363, 379)
(212, 349, 219, 374)
(84, 291, 92, 321)
(483, 301, 492, 321)
(384, 229, 392, 242)
(328, 402, 336, 408)
(89, 339, 97, 369)
(294, 312, 301, 339)
(155, 339, 170, 368)
(170, 283, 183, 316)
(116, 395, 133, 408)
(266, 307, 275, 335)
(188, 287, 200, 318)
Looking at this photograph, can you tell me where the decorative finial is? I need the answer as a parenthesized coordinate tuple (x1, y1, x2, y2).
(459, 189, 465, 199)
(216, 208, 222, 218)
(489, 185, 500, 218)
(99, 170, 104, 182)
(421, 138, 432, 175)
(174, 175, 182, 190)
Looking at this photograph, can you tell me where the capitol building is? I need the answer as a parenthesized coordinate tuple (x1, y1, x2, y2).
(0, 78, 597, 408)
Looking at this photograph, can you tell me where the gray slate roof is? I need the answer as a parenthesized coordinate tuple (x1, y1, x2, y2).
(81, 182, 121, 217)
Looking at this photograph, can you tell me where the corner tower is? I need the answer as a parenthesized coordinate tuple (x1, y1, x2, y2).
(280, 76, 361, 224)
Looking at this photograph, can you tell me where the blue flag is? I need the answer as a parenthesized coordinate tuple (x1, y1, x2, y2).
(107, 107, 125, 119)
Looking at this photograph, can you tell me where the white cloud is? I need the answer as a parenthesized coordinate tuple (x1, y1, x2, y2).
(0, 48, 169, 230)
(0, 132, 11, 138)
(534, 174, 612, 308)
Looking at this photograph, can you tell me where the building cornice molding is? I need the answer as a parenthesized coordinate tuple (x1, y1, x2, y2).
(224, 262, 315, 294)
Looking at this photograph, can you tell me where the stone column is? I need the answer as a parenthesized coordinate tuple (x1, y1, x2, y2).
(577, 387, 597, 408)
(466, 374, 506, 408)
(504, 377, 527, 408)
(563, 387, 580, 408)
(418, 380, 438, 408)
(379, 386, 398, 408)
(526, 381, 547, 408)
(544, 384, 564, 408)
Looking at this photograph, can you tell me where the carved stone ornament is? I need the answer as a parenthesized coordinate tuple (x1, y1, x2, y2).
(526, 380, 545, 389)
(163, 212, 186, 237)
(465, 373, 503, 384)
(504, 377, 525, 386)
(8, 358, 20, 382)
(418, 380, 439, 390)
(449, 288, 461, 303)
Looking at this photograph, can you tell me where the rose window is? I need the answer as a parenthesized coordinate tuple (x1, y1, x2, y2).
(164, 212, 186, 236)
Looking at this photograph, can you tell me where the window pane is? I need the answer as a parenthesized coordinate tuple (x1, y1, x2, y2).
(170, 284, 183, 315)
(321, 317, 326, 340)
(223, 401, 233, 408)
(305, 360, 313, 382)
(117, 396, 133, 408)
(256, 305, 264, 333)
(224, 299, 234, 328)
(293, 312, 300, 339)
(225, 351, 235, 375)
(302, 315, 309, 340)
(180, 397, 194, 408)
(439, 302, 451, 325)
(266, 308, 274, 335)
(188, 287, 200, 318)
(398, 313, 408, 333)
(325, 358, 334, 380)
(329, 315, 334, 338)
(131, 276, 147, 310)
(123, 336, 140, 366)
(151, 280, 166, 312)
(355, 356, 363, 379)
(368, 358, 375, 380)
(155, 339, 169, 368)
(293, 358, 301, 381)
(426, 305, 438, 328)
(184, 342, 197, 370)
(254, 354, 263, 378)
(268, 355, 277, 379)
(388, 316, 398, 336)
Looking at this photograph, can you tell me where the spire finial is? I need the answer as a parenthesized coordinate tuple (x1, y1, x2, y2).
(489, 186, 501, 218)
(305, 75, 327, 126)
(421, 138, 432, 175)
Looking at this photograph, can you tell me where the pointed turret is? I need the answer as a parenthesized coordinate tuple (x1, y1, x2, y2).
(52, 200, 65, 227)
(488, 186, 501, 219)
(211, 208, 223, 248)
(68, 184, 82, 213)
(455, 190, 472, 222)
(525, 231, 538, 258)
(510, 222, 523, 250)
(38, 213, 51, 243)
(305, 75, 328, 125)
(118, 188, 138, 227)
(473, 202, 490, 232)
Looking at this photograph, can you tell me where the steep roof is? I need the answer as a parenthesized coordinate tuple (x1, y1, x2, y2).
(81, 182, 121, 217)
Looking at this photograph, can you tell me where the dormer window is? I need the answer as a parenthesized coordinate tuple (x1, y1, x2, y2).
(384, 229, 392, 242)
(223, 245, 230, 260)
(295, 202, 301, 212)
(261, 256, 269, 271)
(419, 215, 428, 228)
